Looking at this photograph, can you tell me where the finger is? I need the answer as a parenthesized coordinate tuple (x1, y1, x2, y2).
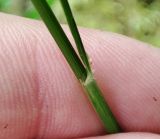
(81, 133, 160, 139)
(0, 13, 160, 139)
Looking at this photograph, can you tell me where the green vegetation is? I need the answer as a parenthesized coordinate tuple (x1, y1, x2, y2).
(0, 0, 160, 47)
(31, 0, 121, 133)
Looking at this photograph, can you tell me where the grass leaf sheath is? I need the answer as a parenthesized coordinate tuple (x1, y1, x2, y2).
(31, 0, 121, 133)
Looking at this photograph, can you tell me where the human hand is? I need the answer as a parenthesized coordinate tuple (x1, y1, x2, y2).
(0, 13, 160, 139)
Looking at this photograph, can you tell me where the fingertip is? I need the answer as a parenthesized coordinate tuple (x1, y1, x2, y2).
(0, 14, 160, 139)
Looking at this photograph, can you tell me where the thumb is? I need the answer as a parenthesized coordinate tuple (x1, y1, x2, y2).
(0, 13, 160, 139)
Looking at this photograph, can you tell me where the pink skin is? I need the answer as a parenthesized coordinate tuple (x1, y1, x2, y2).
(0, 13, 160, 139)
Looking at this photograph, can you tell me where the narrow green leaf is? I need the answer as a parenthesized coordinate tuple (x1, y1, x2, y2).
(60, 0, 91, 71)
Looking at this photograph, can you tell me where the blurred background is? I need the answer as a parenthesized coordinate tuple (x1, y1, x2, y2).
(0, 0, 160, 47)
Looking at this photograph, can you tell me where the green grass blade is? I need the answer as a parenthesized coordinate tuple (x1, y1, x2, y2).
(31, 0, 87, 81)
(60, 0, 91, 71)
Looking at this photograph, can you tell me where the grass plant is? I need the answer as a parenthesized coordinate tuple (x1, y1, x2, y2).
(31, 0, 121, 133)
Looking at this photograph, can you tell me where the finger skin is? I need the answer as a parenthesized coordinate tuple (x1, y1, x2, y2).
(82, 133, 160, 139)
(0, 13, 160, 139)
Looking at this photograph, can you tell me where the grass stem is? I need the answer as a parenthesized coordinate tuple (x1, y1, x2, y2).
(83, 74, 121, 133)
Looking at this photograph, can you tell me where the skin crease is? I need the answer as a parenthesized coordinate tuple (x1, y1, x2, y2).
(0, 13, 160, 139)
